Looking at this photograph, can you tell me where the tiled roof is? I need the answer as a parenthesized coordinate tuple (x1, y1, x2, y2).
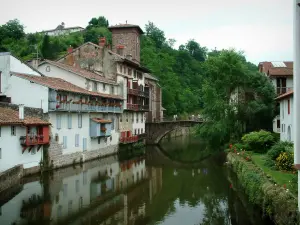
(108, 24, 144, 34)
(275, 90, 293, 101)
(12, 73, 123, 100)
(91, 118, 112, 123)
(41, 60, 116, 84)
(259, 61, 293, 76)
(0, 107, 50, 125)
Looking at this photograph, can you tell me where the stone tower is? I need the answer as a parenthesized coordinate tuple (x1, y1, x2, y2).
(108, 24, 144, 64)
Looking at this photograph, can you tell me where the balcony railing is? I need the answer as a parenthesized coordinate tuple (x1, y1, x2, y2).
(49, 102, 123, 113)
(127, 88, 149, 98)
(119, 136, 139, 144)
(20, 135, 49, 146)
(276, 87, 293, 96)
(126, 103, 149, 111)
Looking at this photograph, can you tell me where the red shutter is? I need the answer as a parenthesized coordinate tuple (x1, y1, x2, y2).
(288, 99, 290, 114)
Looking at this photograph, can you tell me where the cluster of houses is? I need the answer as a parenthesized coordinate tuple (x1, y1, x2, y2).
(258, 61, 294, 142)
(0, 23, 163, 175)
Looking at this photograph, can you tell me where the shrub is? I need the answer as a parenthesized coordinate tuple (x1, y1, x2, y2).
(276, 152, 295, 171)
(267, 141, 293, 161)
(241, 130, 275, 153)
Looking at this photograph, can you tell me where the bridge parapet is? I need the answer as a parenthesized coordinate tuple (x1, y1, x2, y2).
(145, 120, 202, 145)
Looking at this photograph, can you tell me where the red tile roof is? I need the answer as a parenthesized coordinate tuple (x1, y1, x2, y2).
(0, 107, 50, 125)
(41, 60, 116, 84)
(275, 90, 293, 101)
(13, 73, 123, 100)
(91, 118, 112, 123)
(259, 61, 293, 76)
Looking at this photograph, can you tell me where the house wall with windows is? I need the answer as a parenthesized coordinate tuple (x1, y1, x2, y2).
(279, 94, 293, 142)
(0, 125, 42, 173)
(132, 112, 145, 136)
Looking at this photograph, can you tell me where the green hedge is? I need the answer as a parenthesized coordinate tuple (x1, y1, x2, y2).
(227, 152, 299, 225)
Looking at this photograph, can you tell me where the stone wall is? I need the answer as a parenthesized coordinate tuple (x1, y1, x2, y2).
(0, 165, 23, 193)
(47, 139, 119, 169)
(162, 127, 193, 140)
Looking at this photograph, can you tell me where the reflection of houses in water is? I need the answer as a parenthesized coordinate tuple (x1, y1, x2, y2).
(0, 155, 163, 225)
(0, 181, 43, 225)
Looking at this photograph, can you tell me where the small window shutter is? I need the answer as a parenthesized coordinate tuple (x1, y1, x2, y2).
(68, 114, 72, 129)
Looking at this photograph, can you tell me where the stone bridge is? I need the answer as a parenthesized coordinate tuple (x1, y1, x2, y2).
(145, 120, 202, 144)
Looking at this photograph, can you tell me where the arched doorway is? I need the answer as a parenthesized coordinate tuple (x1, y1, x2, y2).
(287, 125, 292, 142)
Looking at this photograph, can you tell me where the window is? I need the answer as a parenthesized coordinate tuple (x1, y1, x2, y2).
(75, 134, 79, 147)
(138, 129, 140, 134)
(92, 82, 97, 91)
(288, 99, 290, 114)
(277, 120, 280, 128)
(83, 138, 87, 151)
(103, 84, 106, 91)
(10, 126, 16, 136)
(98, 137, 101, 144)
(79, 197, 83, 209)
(57, 115, 61, 129)
(111, 86, 114, 95)
(141, 128, 143, 134)
(141, 113, 143, 122)
(68, 114, 72, 129)
(120, 116, 122, 122)
(75, 180, 80, 193)
(78, 114, 82, 128)
(63, 184, 68, 197)
(31, 147, 36, 155)
(68, 200, 72, 215)
(0, 148, 1, 159)
(135, 129, 137, 135)
(63, 136, 67, 149)
(111, 117, 115, 130)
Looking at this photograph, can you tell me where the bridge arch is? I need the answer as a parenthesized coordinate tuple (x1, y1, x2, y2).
(145, 120, 202, 144)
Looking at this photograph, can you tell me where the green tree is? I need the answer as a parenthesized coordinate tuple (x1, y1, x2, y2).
(83, 27, 111, 45)
(87, 16, 109, 29)
(145, 21, 166, 49)
(197, 49, 275, 144)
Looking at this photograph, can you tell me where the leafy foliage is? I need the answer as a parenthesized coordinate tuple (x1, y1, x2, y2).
(267, 141, 293, 161)
(241, 130, 275, 153)
(276, 152, 295, 171)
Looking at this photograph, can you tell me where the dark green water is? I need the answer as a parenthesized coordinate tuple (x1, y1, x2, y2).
(0, 136, 274, 225)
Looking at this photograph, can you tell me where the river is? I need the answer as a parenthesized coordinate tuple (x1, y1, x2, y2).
(0, 136, 274, 225)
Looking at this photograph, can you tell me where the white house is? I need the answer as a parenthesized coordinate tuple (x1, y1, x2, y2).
(258, 61, 293, 133)
(11, 73, 123, 168)
(39, 25, 84, 37)
(276, 91, 293, 142)
(0, 105, 50, 173)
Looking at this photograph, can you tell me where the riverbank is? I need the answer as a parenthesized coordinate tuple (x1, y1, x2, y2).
(227, 152, 299, 225)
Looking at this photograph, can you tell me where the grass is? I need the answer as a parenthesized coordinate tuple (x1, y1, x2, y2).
(251, 153, 297, 195)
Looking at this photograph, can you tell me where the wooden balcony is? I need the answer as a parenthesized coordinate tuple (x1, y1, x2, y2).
(119, 136, 139, 144)
(277, 87, 293, 96)
(127, 88, 149, 98)
(126, 103, 149, 111)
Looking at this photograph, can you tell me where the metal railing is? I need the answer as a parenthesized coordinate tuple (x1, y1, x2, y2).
(126, 103, 149, 111)
(127, 88, 149, 98)
(119, 136, 139, 144)
(49, 102, 123, 113)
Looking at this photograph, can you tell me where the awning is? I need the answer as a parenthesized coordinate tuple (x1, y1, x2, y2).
(91, 118, 112, 123)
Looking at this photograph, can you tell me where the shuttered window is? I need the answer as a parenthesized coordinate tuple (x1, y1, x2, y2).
(68, 114, 72, 129)
(63, 136, 67, 149)
(57, 115, 61, 129)
(75, 134, 79, 147)
(78, 114, 82, 128)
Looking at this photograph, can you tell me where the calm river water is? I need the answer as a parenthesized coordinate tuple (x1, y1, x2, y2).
(0, 136, 274, 225)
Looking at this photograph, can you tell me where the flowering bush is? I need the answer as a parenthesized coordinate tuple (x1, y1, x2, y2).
(276, 152, 295, 171)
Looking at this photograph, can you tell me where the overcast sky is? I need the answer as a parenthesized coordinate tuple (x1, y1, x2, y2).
(0, 0, 292, 64)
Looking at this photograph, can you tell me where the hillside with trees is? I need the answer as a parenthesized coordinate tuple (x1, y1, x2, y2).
(0, 17, 276, 143)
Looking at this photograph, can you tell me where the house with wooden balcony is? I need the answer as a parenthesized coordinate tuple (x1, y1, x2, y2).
(258, 61, 293, 133)
(0, 105, 50, 173)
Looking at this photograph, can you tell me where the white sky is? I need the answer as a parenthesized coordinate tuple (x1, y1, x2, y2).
(0, 0, 293, 64)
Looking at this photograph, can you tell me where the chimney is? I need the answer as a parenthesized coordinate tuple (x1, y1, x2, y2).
(99, 37, 106, 47)
(67, 45, 73, 53)
(19, 104, 24, 120)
